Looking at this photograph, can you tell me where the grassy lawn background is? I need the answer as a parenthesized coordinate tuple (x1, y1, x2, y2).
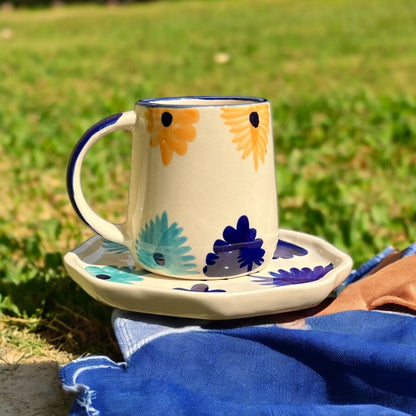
(1, 0, 416, 358)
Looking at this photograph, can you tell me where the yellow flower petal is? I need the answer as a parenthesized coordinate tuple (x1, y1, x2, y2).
(221, 103, 270, 171)
(145, 108, 200, 165)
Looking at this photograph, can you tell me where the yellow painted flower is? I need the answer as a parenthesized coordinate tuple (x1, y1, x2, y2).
(221, 103, 270, 171)
(146, 108, 200, 166)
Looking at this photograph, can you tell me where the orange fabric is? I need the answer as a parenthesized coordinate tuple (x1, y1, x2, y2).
(316, 254, 416, 316)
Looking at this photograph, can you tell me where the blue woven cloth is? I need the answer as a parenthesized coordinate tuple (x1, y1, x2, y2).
(60, 309, 416, 415)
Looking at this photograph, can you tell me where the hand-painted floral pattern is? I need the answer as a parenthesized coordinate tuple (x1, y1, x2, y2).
(221, 103, 270, 171)
(273, 240, 308, 259)
(252, 263, 334, 287)
(102, 239, 130, 255)
(146, 107, 200, 165)
(204, 215, 265, 277)
(85, 265, 148, 285)
(136, 211, 197, 276)
(174, 284, 226, 293)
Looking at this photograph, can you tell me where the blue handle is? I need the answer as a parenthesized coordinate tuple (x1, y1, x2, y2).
(67, 111, 136, 243)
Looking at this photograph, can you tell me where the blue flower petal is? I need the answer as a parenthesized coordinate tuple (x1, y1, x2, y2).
(273, 240, 308, 259)
(204, 215, 265, 277)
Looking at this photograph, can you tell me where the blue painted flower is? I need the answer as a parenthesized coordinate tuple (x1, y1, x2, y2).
(102, 239, 130, 255)
(136, 211, 197, 276)
(174, 284, 226, 293)
(204, 215, 265, 277)
(252, 263, 334, 287)
(85, 265, 148, 285)
(273, 240, 308, 259)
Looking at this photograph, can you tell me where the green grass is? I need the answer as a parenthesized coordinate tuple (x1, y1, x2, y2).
(1, 0, 416, 358)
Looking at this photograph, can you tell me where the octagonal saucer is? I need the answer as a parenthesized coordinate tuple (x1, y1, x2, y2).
(63, 229, 352, 319)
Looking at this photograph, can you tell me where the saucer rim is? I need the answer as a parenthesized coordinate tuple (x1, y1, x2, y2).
(63, 229, 353, 319)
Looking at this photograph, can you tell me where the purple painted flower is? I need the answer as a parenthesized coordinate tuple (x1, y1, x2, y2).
(174, 284, 226, 293)
(252, 263, 334, 287)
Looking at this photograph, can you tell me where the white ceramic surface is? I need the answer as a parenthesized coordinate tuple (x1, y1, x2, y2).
(64, 229, 353, 320)
(67, 97, 278, 279)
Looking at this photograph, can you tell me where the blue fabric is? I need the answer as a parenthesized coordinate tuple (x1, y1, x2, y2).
(402, 243, 416, 258)
(60, 310, 416, 415)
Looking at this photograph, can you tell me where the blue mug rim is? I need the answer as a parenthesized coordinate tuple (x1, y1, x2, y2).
(137, 96, 268, 108)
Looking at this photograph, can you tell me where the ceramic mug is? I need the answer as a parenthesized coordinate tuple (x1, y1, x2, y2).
(67, 96, 278, 279)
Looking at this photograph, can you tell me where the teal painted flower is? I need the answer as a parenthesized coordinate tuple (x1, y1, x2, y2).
(102, 239, 130, 255)
(86, 265, 147, 285)
(136, 211, 197, 276)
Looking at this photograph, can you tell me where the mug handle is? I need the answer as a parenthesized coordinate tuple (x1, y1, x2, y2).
(67, 110, 137, 244)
